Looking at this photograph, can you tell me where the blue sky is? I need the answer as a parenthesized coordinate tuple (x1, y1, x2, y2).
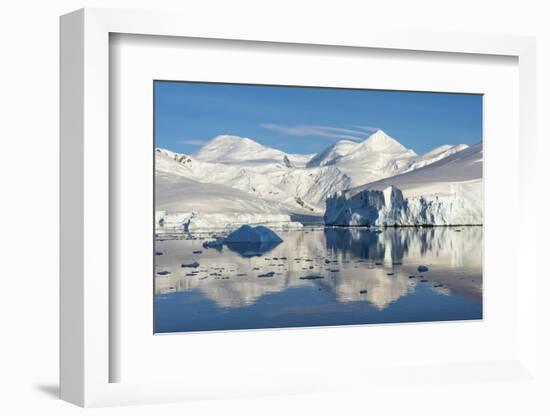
(154, 81, 482, 155)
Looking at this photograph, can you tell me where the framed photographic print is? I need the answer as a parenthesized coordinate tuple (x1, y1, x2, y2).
(153, 81, 483, 334)
(60, 8, 538, 408)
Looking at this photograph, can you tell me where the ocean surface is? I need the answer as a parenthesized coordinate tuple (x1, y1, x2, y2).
(154, 226, 482, 333)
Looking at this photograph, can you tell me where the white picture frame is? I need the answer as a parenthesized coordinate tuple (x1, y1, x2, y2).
(60, 7, 538, 407)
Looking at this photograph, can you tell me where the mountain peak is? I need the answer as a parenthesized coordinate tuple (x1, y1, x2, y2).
(194, 135, 287, 165)
(359, 130, 409, 153)
(208, 134, 256, 146)
(306, 138, 359, 167)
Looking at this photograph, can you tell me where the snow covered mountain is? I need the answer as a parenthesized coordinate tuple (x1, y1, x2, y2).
(194, 134, 313, 167)
(156, 146, 350, 212)
(306, 139, 359, 167)
(155, 131, 479, 230)
(307, 130, 469, 187)
(324, 144, 483, 226)
(327, 130, 417, 186)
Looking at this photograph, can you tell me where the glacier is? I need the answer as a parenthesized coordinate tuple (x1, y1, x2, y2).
(324, 144, 483, 226)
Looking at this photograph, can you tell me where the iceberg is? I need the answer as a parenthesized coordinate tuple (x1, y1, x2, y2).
(224, 225, 283, 257)
(225, 225, 283, 244)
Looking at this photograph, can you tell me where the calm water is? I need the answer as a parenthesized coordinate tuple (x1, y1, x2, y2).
(154, 226, 482, 333)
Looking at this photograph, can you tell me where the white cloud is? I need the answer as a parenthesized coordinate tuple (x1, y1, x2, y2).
(260, 123, 378, 141)
(353, 125, 380, 133)
(178, 139, 209, 146)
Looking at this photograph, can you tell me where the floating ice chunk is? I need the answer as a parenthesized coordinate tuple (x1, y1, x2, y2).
(299, 275, 324, 280)
(202, 238, 224, 249)
(181, 261, 200, 268)
(223, 225, 283, 258)
(225, 225, 283, 244)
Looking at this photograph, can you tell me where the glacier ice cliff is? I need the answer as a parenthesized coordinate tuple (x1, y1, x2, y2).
(324, 143, 483, 226)
(325, 183, 482, 226)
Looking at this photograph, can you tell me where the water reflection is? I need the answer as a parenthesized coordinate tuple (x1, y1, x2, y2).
(155, 227, 482, 332)
(224, 240, 282, 257)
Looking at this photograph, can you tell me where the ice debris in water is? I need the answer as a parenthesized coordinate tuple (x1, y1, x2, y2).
(202, 238, 224, 249)
(181, 261, 200, 268)
(299, 275, 324, 280)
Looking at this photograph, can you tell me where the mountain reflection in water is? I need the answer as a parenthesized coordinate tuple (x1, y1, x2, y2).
(154, 226, 482, 333)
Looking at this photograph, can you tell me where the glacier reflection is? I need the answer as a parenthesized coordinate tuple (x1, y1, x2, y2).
(154, 226, 482, 332)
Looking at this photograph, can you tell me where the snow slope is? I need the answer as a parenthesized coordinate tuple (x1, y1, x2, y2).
(156, 174, 306, 230)
(324, 144, 483, 226)
(156, 145, 350, 211)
